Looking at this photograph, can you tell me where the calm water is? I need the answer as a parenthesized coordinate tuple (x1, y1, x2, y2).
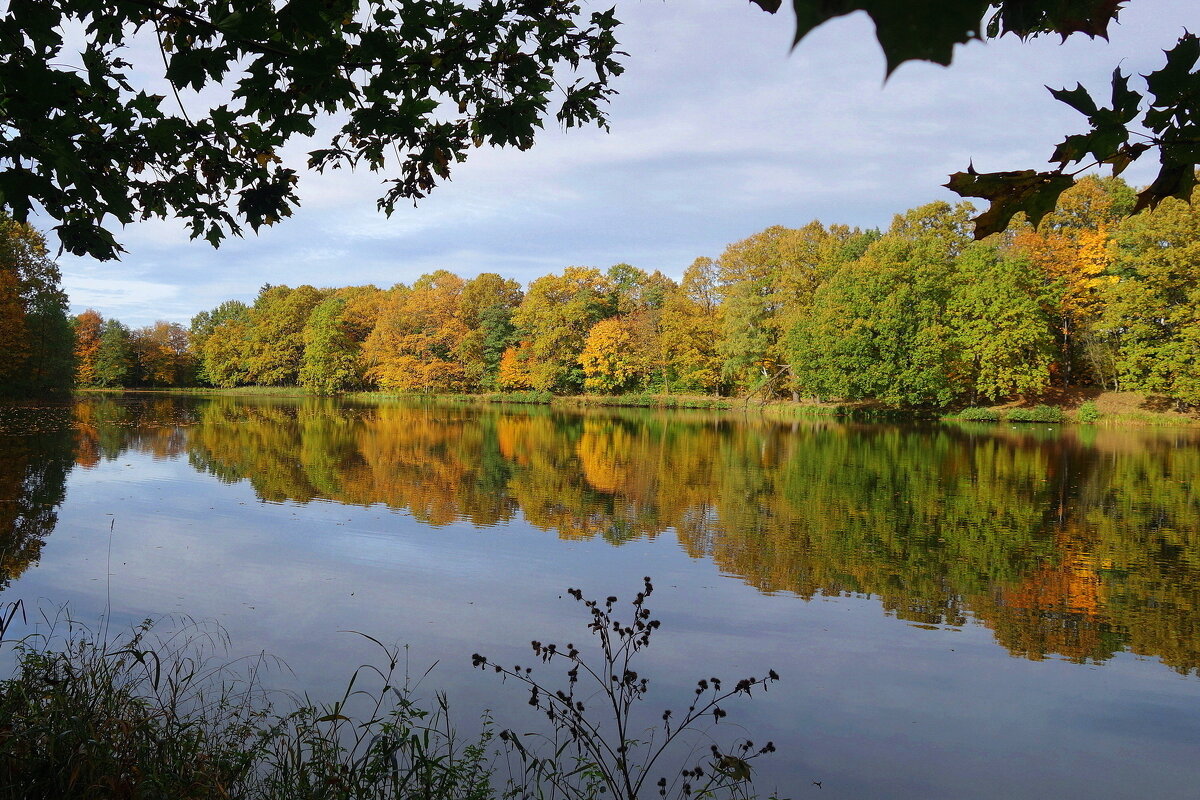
(2, 394, 1200, 798)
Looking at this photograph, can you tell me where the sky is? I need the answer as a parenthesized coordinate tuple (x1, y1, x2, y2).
(47, 0, 1198, 328)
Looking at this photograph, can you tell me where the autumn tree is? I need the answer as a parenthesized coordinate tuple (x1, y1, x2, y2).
(0, 259, 28, 396)
(73, 309, 104, 388)
(363, 271, 470, 392)
(457, 273, 524, 390)
(508, 267, 615, 393)
(1012, 176, 1131, 385)
(130, 321, 194, 386)
(579, 317, 642, 393)
(660, 257, 723, 393)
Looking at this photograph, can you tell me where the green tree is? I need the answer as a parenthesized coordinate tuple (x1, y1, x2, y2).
(0, 1, 622, 260)
(1099, 189, 1200, 405)
(948, 245, 1055, 402)
(245, 285, 326, 386)
(788, 203, 972, 406)
(193, 301, 252, 388)
(300, 296, 362, 394)
(94, 320, 134, 388)
(190, 299, 252, 388)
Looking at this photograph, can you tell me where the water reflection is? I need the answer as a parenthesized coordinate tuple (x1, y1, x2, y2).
(0, 403, 76, 588)
(7, 394, 1200, 674)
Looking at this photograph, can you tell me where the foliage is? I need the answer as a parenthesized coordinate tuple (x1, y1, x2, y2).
(0, 216, 73, 397)
(73, 309, 104, 388)
(93, 319, 134, 388)
(364, 272, 470, 393)
(1097, 188, 1200, 406)
(947, 245, 1055, 402)
(0, 0, 622, 260)
(50, 181, 1200, 410)
(750, 2, 1199, 238)
(192, 300, 253, 387)
(131, 321, 195, 387)
(473, 578, 779, 800)
(509, 267, 615, 393)
(1006, 404, 1065, 423)
(579, 317, 641, 393)
(1076, 400, 1100, 423)
(300, 296, 363, 394)
(245, 285, 326, 386)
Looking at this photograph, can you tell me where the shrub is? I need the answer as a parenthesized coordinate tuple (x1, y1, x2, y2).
(1076, 400, 1101, 423)
(1006, 405, 1065, 423)
(952, 406, 1002, 421)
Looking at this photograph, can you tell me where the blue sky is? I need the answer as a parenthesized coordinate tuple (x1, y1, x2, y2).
(50, 0, 1197, 327)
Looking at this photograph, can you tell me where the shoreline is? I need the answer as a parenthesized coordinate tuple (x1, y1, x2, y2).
(71, 387, 1200, 427)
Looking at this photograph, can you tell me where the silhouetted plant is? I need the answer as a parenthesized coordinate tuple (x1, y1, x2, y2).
(472, 577, 781, 800)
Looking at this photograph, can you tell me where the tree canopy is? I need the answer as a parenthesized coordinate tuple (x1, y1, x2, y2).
(0, 0, 621, 259)
(751, 0, 1199, 237)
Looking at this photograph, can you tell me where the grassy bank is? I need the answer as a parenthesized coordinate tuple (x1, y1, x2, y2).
(75, 387, 1199, 427)
(942, 390, 1199, 427)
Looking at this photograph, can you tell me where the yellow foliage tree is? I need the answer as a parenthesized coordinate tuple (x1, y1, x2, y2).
(579, 317, 639, 393)
(363, 271, 470, 392)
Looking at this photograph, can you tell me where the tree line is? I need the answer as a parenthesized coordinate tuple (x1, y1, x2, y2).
(7, 174, 1200, 408)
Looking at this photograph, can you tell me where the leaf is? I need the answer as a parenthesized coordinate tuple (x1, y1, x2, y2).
(1133, 159, 1197, 213)
(1048, 83, 1098, 116)
(945, 167, 1075, 238)
(1104, 142, 1151, 177)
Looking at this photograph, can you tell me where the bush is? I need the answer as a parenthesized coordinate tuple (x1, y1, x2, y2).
(1006, 405, 1065, 423)
(1076, 400, 1101, 423)
(951, 406, 1002, 421)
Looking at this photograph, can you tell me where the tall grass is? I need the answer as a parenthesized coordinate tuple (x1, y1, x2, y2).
(0, 586, 783, 800)
(0, 603, 491, 800)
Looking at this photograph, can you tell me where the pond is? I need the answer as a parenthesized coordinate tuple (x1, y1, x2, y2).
(2, 393, 1199, 798)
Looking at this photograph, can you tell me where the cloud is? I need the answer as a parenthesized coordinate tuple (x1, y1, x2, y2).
(44, 0, 1197, 326)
